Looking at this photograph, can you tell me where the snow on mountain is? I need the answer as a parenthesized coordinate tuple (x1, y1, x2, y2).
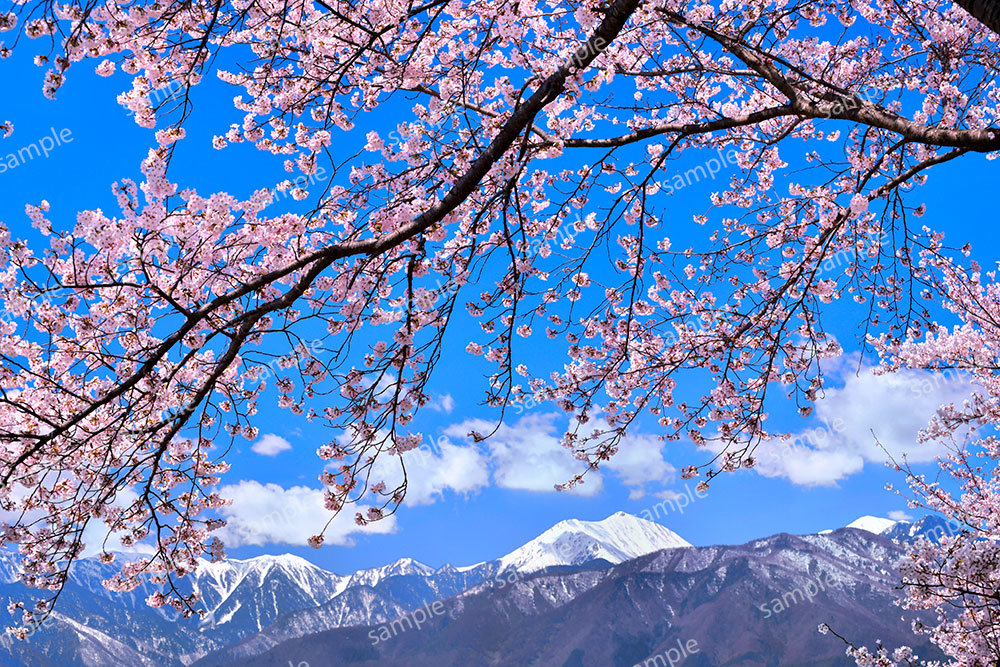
(56, 615, 159, 666)
(229, 554, 338, 595)
(194, 512, 691, 665)
(194, 554, 347, 631)
(882, 515, 961, 544)
(455, 561, 486, 573)
(220, 527, 941, 667)
(3, 509, 938, 666)
(341, 557, 435, 590)
(0, 551, 22, 585)
(497, 511, 691, 573)
(845, 516, 898, 535)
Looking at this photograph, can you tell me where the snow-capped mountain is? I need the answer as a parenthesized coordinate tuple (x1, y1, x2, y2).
(194, 561, 502, 666)
(497, 511, 692, 572)
(0, 512, 687, 666)
(196, 513, 689, 665)
(193, 554, 347, 632)
(882, 515, 961, 543)
(210, 528, 942, 667)
(824, 514, 961, 545)
(340, 557, 436, 589)
(845, 515, 899, 534)
(0, 552, 354, 665)
(0, 511, 945, 666)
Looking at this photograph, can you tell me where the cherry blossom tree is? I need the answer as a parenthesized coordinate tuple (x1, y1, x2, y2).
(821, 250, 1000, 666)
(0, 0, 999, 641)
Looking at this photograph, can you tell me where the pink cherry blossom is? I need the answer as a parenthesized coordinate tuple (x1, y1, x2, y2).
(0, 0, 997, 649)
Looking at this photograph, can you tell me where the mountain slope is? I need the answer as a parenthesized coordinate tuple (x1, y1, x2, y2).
(497, 511, 691, 572)
(207, 529, 940, 667)
(193, 562, 502, 665)
(195, 555, 346, 634)
(883, 515, 960, 544)
(845, 516, 898, 535)
(0, 513, 946, 667)
(194, 512, 690, 665)
(0, 553, 349, 666)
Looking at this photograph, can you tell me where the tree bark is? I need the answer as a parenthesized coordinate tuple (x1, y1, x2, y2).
(954, 0, 1000, 37)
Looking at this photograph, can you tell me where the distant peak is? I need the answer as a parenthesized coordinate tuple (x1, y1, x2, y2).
(338, 556, 435, 590)
(497, 512, 690, 573)
(846, 515, 898, 535)
(245, 553, 315, 566)
(552, 511, 658, 531)
(603, 511, 655, 523)
(390, 556, 433, 570)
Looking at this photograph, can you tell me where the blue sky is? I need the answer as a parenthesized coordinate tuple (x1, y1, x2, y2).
(0, 44, 997, 576)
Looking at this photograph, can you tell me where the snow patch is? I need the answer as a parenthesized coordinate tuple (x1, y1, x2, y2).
(846, 516, 897, 535)
(497, 511, 690, 573)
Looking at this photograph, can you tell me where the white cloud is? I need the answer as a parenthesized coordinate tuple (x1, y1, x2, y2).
(440, 412, 676, 499)
(427, 394, 455, 413)
(445, 413, 604, 496)
(400, 440, 489, 505)
(654, 488, 686, 501)
(332, 427, 490, 507)
(598, 424, 676, 500)
(751, 366, 973, 486)
(251, 433, 292, 457)
(888, 510, 913, 522)
(80, 486, 156, 557)
(0, 483, 154, 558)
(214, 481, 397, 548)
(363, 437, 490, 506)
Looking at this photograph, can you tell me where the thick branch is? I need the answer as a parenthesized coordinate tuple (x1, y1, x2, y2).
(954, 0, 1000, 36)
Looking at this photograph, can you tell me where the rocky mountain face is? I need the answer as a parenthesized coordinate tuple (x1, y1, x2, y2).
(0, 513, 943, 666)
(882, 514, 961, 543)
(199, 528, 941, 667)
(497, 511, 691, 573)
(0, 553, 350, 666)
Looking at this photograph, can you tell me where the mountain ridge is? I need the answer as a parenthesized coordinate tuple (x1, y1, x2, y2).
(497, 510, 692, 572)
(208, 526, 941, 667)
(0, 511, 945, 666)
